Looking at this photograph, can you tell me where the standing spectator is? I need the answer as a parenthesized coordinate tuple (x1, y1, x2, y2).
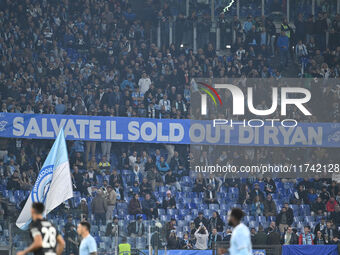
(78, 198, 89, 221)
(165, 170, 181, 191)
(180, 233, 193, 249)
(147, 165, 163, 190)
(105, 216, 120, 237)
(194, 224, 209, 250)
(138, 71, 151, 94)
(253, 225, 267, 245)
(276, 207, 294, 233)
(128, 193, 142, 216)
(298, 226, 314, 245)
(194, 212, 209, 229)
(282, 226, 298, 245)
(323, 220, 339, 244)
(326, 197, 338, 216)
(250, 183, 264, 202)
(156, 156, 170, 173)
(314, 230, 326, 244)
(91, 190, 107, 225)
(208, 228, 222, 249)
(167, 230, 180, 249)
(105, 185, 116, 221)
(209, 211, 224, 232)
(277, 31, 289, 68)
(314, 217, 327, 236)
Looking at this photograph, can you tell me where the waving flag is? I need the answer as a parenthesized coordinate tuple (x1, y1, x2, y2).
(16, 129, 73, 230)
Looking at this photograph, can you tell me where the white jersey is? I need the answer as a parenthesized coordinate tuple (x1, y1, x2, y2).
(229, 223, 252, 255)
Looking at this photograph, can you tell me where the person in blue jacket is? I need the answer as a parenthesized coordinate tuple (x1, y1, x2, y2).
(277, 31, 289, 67)
(156, 156, 169, 173)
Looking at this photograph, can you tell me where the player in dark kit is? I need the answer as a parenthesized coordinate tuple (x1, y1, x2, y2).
(17, 202, 65, 255)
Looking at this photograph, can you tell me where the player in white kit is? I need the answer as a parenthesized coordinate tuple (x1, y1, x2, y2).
(228, 208, 252, 255)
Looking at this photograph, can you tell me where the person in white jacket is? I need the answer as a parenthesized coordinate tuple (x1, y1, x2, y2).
(194, 223, 209, 250)
(138, 71, 151, 94)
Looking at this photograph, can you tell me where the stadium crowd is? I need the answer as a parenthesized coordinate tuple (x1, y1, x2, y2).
(0, 0, 340, 253)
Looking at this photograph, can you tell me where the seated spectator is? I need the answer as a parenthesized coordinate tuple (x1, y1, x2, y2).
(282, 226, 298, 245)
(320, 186, 330, 202)
(326, 197, 338, 216)
(7, 171, 21, 190)
(127, 215, 145, 237)
(253, 225, 267, 245)
(140, 178, 152, 196)
(165, 170, 181, 191)
(208, 228, 222, 249)
(78, 198, 88, 221)
(165, 218, 177, 239)
(238, 184, 251, 205)
(314, 230, 326, 244)
(298, 226, 314, 245)
(130, 164, 143, 186)
(266, 221, 279, 234)
(118, 152, 130, 170)
(156, 156, 170, 173)
(180, 233, 193, 249)
(194, 212, 209, 229)
(170, 151, 186, 177)
(251, 196, 264, 216)
(167, 230, 180, 249)
(98, 155, 111, 173)
(312, 196, 326, 216)
(264, 194, 277, 217)
(109, 169, 123, 187)
(128, 193, 142, 216)
(105, 216, 120, 237)
(204, 184, 218, 204)
(162, 190, 176, 210)
(209, 211, 224, 232)
(146, 166, 163, 190)
(250, 183, 264, 202)
(87, 156, 99, 173)
(72, 152, 85, 169)
(264, 177, 276, 194)
(276, 206, 294, 233)
(194, 224, 209, 250)
(205, 176, 222, 193)
(193, 175, 205, 193)
(142, 193, 158, 220)
(307, 188, 318, 204)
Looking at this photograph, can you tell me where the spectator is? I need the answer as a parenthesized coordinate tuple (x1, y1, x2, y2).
(314, 217, 327, 236)
(78, 198, 89, 221)
(194, 212, 209, 229)
(312, 196, 326, 216)
(277, 31, 289, 67)
(128, 193, 142, 216)
(105, 185, 116, 221)
(209, 211, 224, 232)
(250, 183, 264, 202)
(323, 220, 339, 244)
(156, 156, 170, 173)
(162, 190, 176, 210)
(208, 228, 222, 249)
(194, 224, 209, 250)
(140, 177, 152, 196)
(180, 233, 193, 249)
(264, 177, 276, 194)
(105, 216, 120, 237)
(253, 225, 267, 245)
(165, 170, 181, 191)
(326, 197, 338, 216)
(314, 230, 326, 244)
(91, 190, 107, 225)
(251, 196, 264, 216)
(282, 226, 298, 245)
(263, 194, 277, 217)
(128, 215, 145, 237)
(147, 165, 163, 190)
(204, 184, 218, 204)
(142, 193, 158, 220)
(167, 230, 180, 249)
(276, 207, 294, 233)
(98, 155, 111, 173)
(298, 226, 314, 245)
(6, 171, 21, 190)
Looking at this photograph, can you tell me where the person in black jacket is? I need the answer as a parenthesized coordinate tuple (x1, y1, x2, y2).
(180, 233, 193, 249)
(162, 190, 176, 210)
(282, 226, 298, 244)
(209, 211, 224, 232)
(250, 183, 264, 202)
(276, 206, 294, 233)
(208, 228, 222, 249)
(194, 212, 209, 229)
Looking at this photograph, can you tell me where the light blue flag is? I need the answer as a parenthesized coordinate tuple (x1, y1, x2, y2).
(16, 129, 73, 230)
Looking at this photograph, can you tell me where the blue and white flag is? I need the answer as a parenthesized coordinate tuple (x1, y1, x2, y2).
(16, 129, 73, 230)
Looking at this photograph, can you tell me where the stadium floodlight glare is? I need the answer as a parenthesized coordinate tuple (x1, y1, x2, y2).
(226, 45, 231, 49)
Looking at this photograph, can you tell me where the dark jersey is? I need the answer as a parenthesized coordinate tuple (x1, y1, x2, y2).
(29, 219, 59, 255)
